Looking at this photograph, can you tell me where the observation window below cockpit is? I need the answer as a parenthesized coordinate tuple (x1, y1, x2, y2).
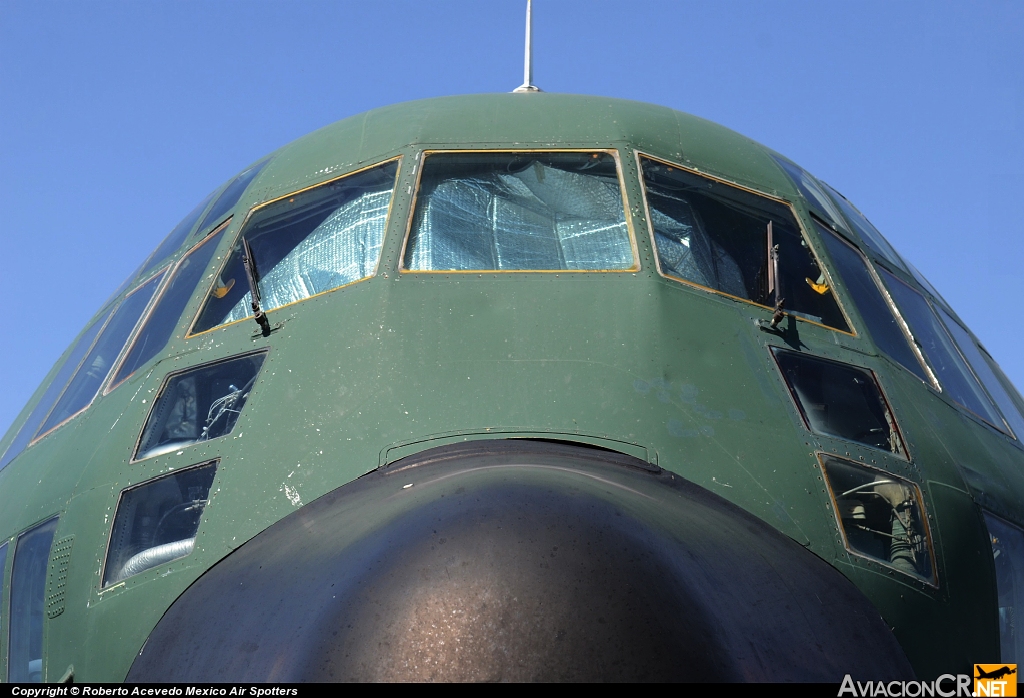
(134, 352, 266, 461)
(773, 349, 906, 458)
(402, 151, 636, 272)
(103, 462, 216, 587)
(820, 455, 935, 584)
(984, 512, 1024, 663)
(8, 517, 58, 683)
(191, 159, 399, 334)
(639, 155, 850, 333)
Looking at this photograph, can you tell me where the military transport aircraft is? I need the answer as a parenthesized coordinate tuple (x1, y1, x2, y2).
(1, 4, 1022, 684)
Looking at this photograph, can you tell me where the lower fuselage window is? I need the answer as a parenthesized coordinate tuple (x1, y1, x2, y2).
(402, 151, 636, 272)
(103, 461, 217, 587)
(640, 155, 850, 332)
(8, 517, 58, 683)
(192, 159, 400, 334)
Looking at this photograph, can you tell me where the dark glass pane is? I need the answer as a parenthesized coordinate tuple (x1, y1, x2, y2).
(0, 307, 112, 470)
(9, 517, 58, 682)
(196, 160, 270, 234)
(405, 152, 633, 271)
(820, 182, 907, 271)
(770, 155, 848, 233)
(103, 462, 216, 586)
(138, 189, 218, 276)
(821, 456, 933, 582)
(642, 157, 849, 331)
(937, 307, 1024, 438)
(111, 231, 226, 386)
(818, 226, 928, 382)
(194, 161, 399, 333)
(37, 272, 165, 437)
(881, 268, 1003, 426)
(774, 349, 905, 456)
(986, 512, 1024, 663)
(0, 540, 7, 667)
(135, 352, 266, 460)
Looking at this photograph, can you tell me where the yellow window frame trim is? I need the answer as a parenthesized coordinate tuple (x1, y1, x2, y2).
(398, 148, 641, 275)
(185, 156, 404, 339)
(634, 150, 857, 338)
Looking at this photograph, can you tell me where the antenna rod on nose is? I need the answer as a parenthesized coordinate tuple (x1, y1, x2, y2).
(513, 0, 541, 92)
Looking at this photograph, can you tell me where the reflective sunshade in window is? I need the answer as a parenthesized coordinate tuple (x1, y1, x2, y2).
(103, 461, 216, 586)
(773, 350, 906, 457)
(195, 160, 270, 234)
(138, 189, 219, 276)
(880, 268, 1003, 427)
(820, 455, 934, 583)
(938, 309, 1024, 438)
(0, 307, 113, 470)
(770, 156, 848, 233)
(36, 272, 166, 438)
(985, 512, 1024, 663)
(135, 352, 266, 460)
(641, 156, 849, 332)
(110, 230, 227, 388)
(193, 160, 399, 333)
(820, 182, 907, 272)
(8, 517, 58, 683)
(818, 226, 929, 383)
(404, 152, 634, 271)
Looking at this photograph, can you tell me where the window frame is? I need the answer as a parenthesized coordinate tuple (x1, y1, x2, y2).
(770, 347, 910, 461)
(817, 452, 938, 587)
(185, 156, 403, 339)
(398, 148, 640, 274)
(104, 221, 232, 394)
(29, 268, 171, 445)
(635, 150, 855, 336)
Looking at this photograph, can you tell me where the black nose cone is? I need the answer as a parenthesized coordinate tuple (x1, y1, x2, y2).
(129, 441, 914, 682)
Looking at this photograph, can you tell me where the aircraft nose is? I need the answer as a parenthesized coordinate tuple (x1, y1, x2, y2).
(128, 441, 914, 682)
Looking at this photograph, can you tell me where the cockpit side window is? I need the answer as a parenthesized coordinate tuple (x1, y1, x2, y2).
(403, 151, 635, 272)
(191, 159, 400, 334)
(0, 307, 113, 471)
(34, 271, 166, 440)
(820, 181, 908, 273)
(137, 189, 219, 277)
(109, 227, 228, 389)
(880, 268, 1005, 429)
(195, 160, 270, 235)
(640, 155, 850, 332)
(8, 517, 57, 683)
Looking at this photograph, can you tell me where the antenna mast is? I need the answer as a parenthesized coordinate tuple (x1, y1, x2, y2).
(513, 0, 541, 92)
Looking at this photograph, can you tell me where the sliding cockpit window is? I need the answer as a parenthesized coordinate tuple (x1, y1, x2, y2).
(192, 159, 400, 334)
(402, 151, 636, 272)
(640, 155, 850, 333)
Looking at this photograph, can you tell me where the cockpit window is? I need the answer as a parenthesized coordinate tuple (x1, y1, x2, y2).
(880, 268, 1004, 428)
(195, 160, 270, 235)
(936, 308, 1024, 439)
(34, 271, 166, 439)
(770, 155, 849, 233)
(192, 159, 399, 334)
(8, 517, 58, 683)
(640, 156, 850, 332)
(138, 189, 218, 277)
(110, 228, 228, 388)
(820, 182, 908, 272)
(817, 225, 930, 383)
(0, 307, 113, 471)
(403, 151, 635, 271)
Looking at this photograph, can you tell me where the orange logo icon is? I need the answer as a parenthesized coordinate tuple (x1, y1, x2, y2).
(975, 665, 1017, 697)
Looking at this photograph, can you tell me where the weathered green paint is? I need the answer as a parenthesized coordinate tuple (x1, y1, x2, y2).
(0, 93, 1017, 681)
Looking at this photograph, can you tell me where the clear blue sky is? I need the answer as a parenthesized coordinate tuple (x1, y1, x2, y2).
(1, 1, 1021, 436)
